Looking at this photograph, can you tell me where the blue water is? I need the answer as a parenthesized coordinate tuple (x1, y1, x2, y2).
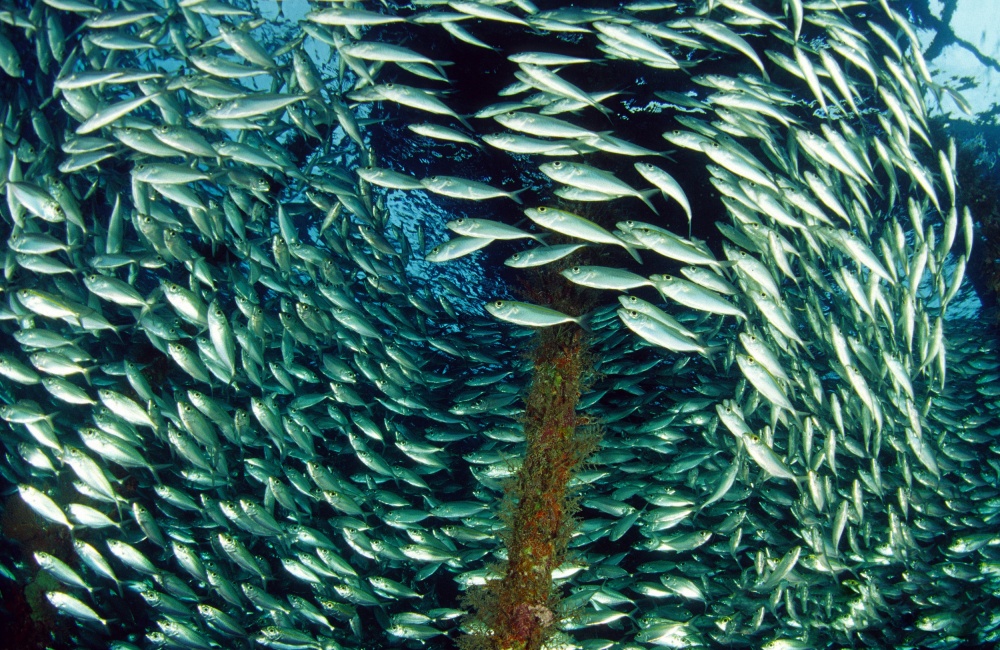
(0, 1, 998, 649)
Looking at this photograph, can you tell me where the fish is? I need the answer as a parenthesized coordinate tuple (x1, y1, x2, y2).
(357, 166, 426, 190)
(421, 175, 525, 203)
(341, 41, 450, 77)
(621, 221, 723, 267)
(561, 265, 652, 291)
(524, 206, 642, 262)
(18, 485, 73, 530)
(634, 162, 693, 236)
(408, 123, 481, 148)
(447, 217, 542, 242)
(485, 300, 587, 329)
(369, 83, 474, 130)
(46, 591, 108, 629)
(539, 161, 659, 214)
(494, 110, 605, 139)
(617, 308, 708, 355)
(504, 243, 588, 268)
(516, 63, 613, 116)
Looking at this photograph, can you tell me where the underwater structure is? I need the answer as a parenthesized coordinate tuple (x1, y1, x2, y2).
(0, 0, 999, 648)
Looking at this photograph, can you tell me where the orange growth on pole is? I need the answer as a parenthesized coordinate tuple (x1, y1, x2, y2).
(460, 236, 606, 650)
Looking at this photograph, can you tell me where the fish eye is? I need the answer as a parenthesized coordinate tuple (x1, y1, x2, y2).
(537, 207, 547, 212)
(627, 296, 637, 303)
(571, 266, 580, 273)
(493, 300, 504, 307)
(552, 162, 562, 168)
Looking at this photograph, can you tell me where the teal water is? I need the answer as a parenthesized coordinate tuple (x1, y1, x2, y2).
(0, 1, 999, 649)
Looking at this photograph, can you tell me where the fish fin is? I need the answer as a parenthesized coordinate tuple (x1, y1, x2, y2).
(702, 345, 726, 370)
(624, 244, 642, 264)
(638, 189, 659, 215)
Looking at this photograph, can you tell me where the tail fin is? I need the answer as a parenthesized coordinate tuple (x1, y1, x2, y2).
(638, 188, 659, 215)
(509, 187, 528, 205)
(622, 243, 643, 264)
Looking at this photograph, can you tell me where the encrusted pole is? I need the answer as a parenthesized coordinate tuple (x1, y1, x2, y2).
(461, 235, 603, 650)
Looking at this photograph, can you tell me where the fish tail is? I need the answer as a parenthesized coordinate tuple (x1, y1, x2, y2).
(638, 189, 660, 215)
(623, 243, 643, 264)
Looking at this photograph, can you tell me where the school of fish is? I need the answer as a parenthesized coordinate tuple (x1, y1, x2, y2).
(1, 0, 998, 647)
